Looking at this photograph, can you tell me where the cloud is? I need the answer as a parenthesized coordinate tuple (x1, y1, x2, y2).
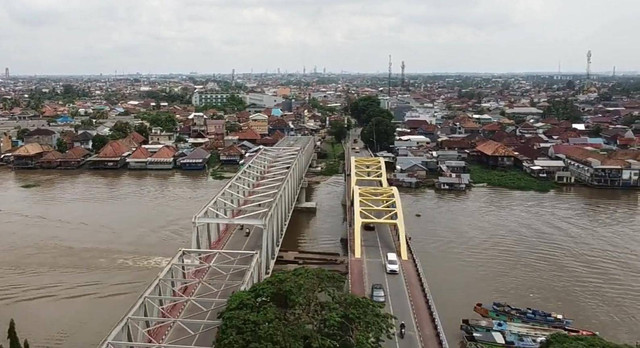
(0, 0, 638, 74)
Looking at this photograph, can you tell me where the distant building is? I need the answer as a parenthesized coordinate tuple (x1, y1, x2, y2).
(192, 90, 230, 107)
(249, 113, 269, 135)
(242, 93, 284, 108)
(24, 128, 58, 147)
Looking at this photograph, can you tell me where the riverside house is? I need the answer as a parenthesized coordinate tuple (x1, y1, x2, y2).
(37, 150, 63, 169)
(58, 147, 91, 169)
(552, 146, 640, 188)
(88, 140, 131, 169)
(475, 140, 516, 168)
(147, 145, 177, 170)
(219, 144, 244, 164)
(12, 143, 55, 169)
(179, 147, 210, 170)
(127, 146, 152, 169)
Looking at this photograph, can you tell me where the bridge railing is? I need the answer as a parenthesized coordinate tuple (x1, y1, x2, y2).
(406, 238, 449, 348)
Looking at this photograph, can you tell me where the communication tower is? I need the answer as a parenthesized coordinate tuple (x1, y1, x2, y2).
(4, 67, 8, 79)
(586, 50, 592, 80)
(231, 68, 235, 87)
(400, 61, 405, 88)
(612, 66, 616, 78)
(388, 55, 392, 96)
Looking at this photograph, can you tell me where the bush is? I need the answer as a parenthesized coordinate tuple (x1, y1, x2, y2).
(469, 164, 555, 192)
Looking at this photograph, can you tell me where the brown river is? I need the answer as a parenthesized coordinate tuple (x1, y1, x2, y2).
(0, 169, 638, 347)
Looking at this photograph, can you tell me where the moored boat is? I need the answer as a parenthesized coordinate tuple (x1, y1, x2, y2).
(474, 302, 573, 328)
(463, 331, 544, 348)
(461, 318, 597, 338)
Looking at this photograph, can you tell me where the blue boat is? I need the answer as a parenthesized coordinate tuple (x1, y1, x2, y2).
(474, 302, 573, 328)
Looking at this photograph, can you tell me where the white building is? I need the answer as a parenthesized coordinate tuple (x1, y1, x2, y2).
(242, 93, 284, 108)
(192, 90, 231, 106)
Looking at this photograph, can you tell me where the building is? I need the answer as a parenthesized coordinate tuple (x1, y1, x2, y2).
(147, 145, 177, 170)
(37, 150, 63, 169)
(192, 90, 230, 106)
(475, 140, 516, 168)
(148, 127, 175, 144)
(88, 140, 131, 169)
(72, 131, 93, 150)
(12, 143, 55, 169)
(58, 147, 91, 169)
(242, 93, 284, 108)
(249, 113, 269, 135)
(552, 146, 640, 187)
(126, 146, 152, 169)
(24, 128, 58, 147)
(179, 147, 210, 170)
(220, 144, 244, 164)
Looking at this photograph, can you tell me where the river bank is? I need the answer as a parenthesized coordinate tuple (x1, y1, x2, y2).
(469, 164, 556, 192)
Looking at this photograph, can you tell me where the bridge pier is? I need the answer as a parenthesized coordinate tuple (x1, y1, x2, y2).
(295, 180, 317, 212)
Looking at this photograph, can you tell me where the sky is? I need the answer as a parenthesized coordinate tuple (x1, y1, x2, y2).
(0, 0, 638, 75)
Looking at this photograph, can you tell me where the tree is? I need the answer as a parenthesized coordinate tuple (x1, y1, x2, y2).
(134, 123, 150, 140)
(361, 117, 396, 153)
(223, 94, 247, 112)
(7, 319, 21, 348)
(175, 135, 187, 143)
(139, 112, 178, 133)
(55, 137, 68, 153)
(17, 128, 30, 142)
(349, 96, 383, 125)
(92, 134, 109, 152)
(216, 268, 394, 348)
(79, 118, 95, 129)
(547, 98, 582, 123)
(588, 124, 603, 138)
(346, 118, 353, 130)
(565, 80, 576, 91)
(109, 121, 133, 140)
(328, 120, 347, 143)
(225, 121, 241, 134)
(541, 332, 634, 348)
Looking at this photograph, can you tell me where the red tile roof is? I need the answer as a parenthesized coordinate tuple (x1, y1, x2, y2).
(151, 145, 177, 159)
(98, 140, 131, 158)
(405, 119, 429, 129)
(476, 140, 516, 157)
(62, 146, 90, 159)
(232, 128, 261, 141)
(482, 123, 502, 132)
(39, 150, 63, 160)
(221, 144, 243, 156)
(129, 146, 152, 159)
(127, 131, 147, 146)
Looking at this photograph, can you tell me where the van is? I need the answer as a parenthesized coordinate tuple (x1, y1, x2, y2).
(385, 252, 399, 274)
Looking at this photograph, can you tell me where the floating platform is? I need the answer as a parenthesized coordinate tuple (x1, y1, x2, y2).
(275, 249, 347, 274)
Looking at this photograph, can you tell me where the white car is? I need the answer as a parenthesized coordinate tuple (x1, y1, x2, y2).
(385, 252, 399, 274)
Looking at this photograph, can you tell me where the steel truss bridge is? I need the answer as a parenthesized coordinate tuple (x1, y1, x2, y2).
(101, 136, 315, 348)
(350, 157, 407, 260)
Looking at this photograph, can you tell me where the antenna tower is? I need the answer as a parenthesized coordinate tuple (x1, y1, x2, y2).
(586, 50, 592, 80)
(231, 68, 235, 87)
(612, 66, 616, 78)
(4, 67, 8, 79)
(388, 55, 392, 96)
(401, 61, 405, 88)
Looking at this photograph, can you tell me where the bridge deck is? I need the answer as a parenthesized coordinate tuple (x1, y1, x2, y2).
(346, 129, 446, 348)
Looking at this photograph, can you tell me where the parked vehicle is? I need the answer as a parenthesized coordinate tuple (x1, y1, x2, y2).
(370, 283, 386, 303)
(385, 252, 399, 274)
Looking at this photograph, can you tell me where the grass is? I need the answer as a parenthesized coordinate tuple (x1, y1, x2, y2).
(20, 183, 40, 189)
(469, 164, 556, 193)
(320, 141, 344, 176)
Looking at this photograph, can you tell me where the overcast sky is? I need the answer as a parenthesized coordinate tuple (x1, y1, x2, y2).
(0, 0, 638, 75)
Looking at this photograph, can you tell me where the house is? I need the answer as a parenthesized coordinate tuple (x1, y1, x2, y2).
(88, 140, 131, 169)
(13, 110, 39, 121)
(179, 147, 211, 170)
(148, 127, 175, 144)
(206, 120, 225, 139)
(127, 146, 152, 169)
(435, 176, 470, 190)
(12, 143, 55, 169)
(232, 128, 261, 144)
(551, 145, 640, 187)
(147, 145, 177, 170)
(475, 140, 516, 168)
(37, 150, 63, 169)
(249, 113, 269, 135)
(59, 147, 91, 169)
(24, 128, 58, 147)
(220, 144, 244, 164)
(396, 157, 428, 178)
(526, 160, 568, 180)
(72, 131, 93, 150)
(268, 117, 291, 135)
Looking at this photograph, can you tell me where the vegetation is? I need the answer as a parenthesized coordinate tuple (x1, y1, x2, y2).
(361, 117, 396, 153)
(196, 94, 247, 113)
(320, 141, 344, 176)
(310, 97, 337, 116)
(139, 112, 178, 133)
(469, 164, 556, 192)
(55, 138, 68, 153)
(175, 134, 187, 143)
(2, 318, 30, 348)
(225, 121, 241, 134)
(91, 134, 109, 152)
(543, 98, 582, 123)
(215, 268, 394, 348)
(134, 123, 150, 140)
(348, 96, 396, 152)
(328, 120, 347, 143)
(16, 128, 30, 142)
(541, 333, 636, 348)
(109, 121, 133, 140)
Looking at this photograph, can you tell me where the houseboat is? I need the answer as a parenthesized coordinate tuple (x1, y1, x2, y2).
(435, 176, 469, 190)
(461, 319, 596, 338)
(474, 303, 573, 328)
(11, 143, 55, 169)
(127, 146, 152, 169)
(179, 147, 210, 170)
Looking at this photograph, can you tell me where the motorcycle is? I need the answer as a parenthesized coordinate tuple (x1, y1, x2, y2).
(399, 323, 406, 339)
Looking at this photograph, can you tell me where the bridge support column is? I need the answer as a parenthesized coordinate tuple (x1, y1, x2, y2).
(295, 180, 317, 212)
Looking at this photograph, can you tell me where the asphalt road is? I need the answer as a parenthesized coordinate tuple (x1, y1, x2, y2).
(349, 128, 421, 348)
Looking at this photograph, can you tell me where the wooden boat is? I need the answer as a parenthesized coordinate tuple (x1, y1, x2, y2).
(463, 331, 543, 348)
(474, 302, 573, 328)
(462, 318, 597, 338)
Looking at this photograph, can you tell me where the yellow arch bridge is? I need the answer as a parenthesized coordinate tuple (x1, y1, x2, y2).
(350, 157, 408, 260)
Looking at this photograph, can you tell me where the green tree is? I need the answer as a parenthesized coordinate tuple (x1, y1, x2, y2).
(349, 96, 389, 126)
(80, 118, 95, 129)
(55, 137, 68, 153)
(225, 121, 241, 134)
(329, 120, 347, 143)
(622, 114, 640, 127)
(223, 94, 247, 112)
(175, 134, 187, 143)
(17, 128, 31, 142)
(216, 268, 394, 348)
(346, 118, 353, 130)
(139, 112, 178, 133)
(565, 80, 576, 90)
(134, 123, 150, 140)
(541, 332, 634, 348)
(546, 98, 582, 123)
(109, 121, 133, 140)
(92, 134, 109, 152)
(589, 124, 603, 138)
(7, 319, 21, 348)
(361, 117, 396, 152)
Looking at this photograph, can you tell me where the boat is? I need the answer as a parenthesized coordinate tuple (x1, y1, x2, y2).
(463, 331, 544, 348)
(461, 319, 598, 336)
(474, 302, 573, 328)
(461, 318, 597, 338)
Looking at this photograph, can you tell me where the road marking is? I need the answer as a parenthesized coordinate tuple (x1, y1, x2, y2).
(375, 229, 400, 348)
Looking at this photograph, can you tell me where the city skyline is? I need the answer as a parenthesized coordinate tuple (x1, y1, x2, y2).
(1, 0, 639, 75)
